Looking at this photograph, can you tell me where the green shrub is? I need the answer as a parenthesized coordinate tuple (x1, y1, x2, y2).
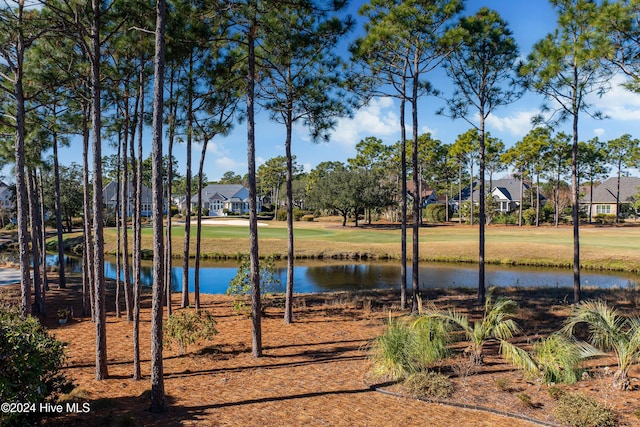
(424, 204, 449, 223)
(522, 207, 537, 225)
(226, 255, 281, 315)
(517, 392, 534, 408)
(301, 214, 315, 222)
(553, 392, 617, 427)
(404, 371, 453, 399)
(548, 385, 565, 400)
(164, 308, 217, 355)
(0, 308, 74, 426)
(594, 214, 616, 225)
(494, 377, 511, 392)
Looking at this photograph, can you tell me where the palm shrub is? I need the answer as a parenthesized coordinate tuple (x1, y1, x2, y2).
(500, 333, 602, 385)
(423, 292, 520, 364)
(562, 299, 640, 390)
(369, 314, 452, 380)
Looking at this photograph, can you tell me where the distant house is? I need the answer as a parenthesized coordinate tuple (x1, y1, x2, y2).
(103, 181, 154, 217)
(406, 181, 440, 207)
(580, 176, 640, 218)
(0, 182, 14, 211)
(191, 184, 258, 216)
(451, 178, 539, 213)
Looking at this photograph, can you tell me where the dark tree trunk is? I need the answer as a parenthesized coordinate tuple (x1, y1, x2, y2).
(410, 60, 420, 314)
(571, 107, 581, 304)
(194, 136, 210, 311)
(248, 21, 262, 358)
(132, 57, 145, 381)
(478, 117, 486, 304)
(149, 0, 167, 413)
(14, 4, 31, 318)
(181, 54, 195, 309)
(27, 169, 43, 315)
(400, 94, 407, 310)
(81, 103, 94, 319)
(121, 93, 132, 321)
(52, 131, 66, 289)
(91, 0, 108, 380)
(284, 107, 294, 323)
(165, 69, 177, 317)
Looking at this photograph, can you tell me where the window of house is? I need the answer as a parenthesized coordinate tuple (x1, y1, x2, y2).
(596, 205, 611, 214)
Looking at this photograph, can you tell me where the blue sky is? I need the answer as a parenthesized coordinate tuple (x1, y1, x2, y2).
(48, 0, 640, 183)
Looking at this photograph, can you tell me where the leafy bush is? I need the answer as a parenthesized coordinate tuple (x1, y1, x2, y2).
(517, 392, 534, 408)
(522, 207, 537, 225)
(424, 204, 449, 223)
(164, 308, 217, 355)
(226, 255, 281, 314)
(0, 308, 74, 426)
(301, 214, 315, 222)
(404, 371, 453, 399)
(553, 392, 617, 427)
(492, 213, 517, 225)
(276, 208, 309, 221)
(594, 214, 616, 225)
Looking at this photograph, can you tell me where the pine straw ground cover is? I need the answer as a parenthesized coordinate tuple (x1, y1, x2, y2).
(3, 279, 640, 426)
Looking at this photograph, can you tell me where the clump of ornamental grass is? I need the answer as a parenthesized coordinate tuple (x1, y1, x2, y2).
(369, 313, 452, 381)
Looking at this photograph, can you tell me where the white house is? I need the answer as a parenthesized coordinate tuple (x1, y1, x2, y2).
(191, 184, 259, 216)
(451, 178, 541, 213)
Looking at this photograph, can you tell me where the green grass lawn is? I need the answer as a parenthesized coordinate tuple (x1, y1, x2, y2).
(90, 221, 640, 272)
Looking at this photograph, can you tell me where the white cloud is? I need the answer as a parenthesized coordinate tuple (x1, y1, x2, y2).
(214, 156, 244, 172)
(593, 75, 640, 122)
(420, 125, 437, 137)
(485, 110, 539, 137)
(593, 128, 605, 137)
(328, 97, 399, 148)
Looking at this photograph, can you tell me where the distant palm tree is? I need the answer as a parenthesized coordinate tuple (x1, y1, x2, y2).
(562, 300, 640, 391)
(423, 292, 519, 365)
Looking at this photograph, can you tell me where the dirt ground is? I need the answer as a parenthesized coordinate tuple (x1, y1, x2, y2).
(3, 279, 640, 427)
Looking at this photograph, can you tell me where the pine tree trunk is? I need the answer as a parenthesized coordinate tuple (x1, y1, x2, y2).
(149, 0, 167, 413)
(284, 108, 294, 324)
(181, 54, 195, 309)
(52, 131, 66, 289)
(27, 169, 42, 315)
(14, 3, 31, 318)
(91, 0, 108, 379)
(248, 21, 262, 358)
(81, 103, 94, 319)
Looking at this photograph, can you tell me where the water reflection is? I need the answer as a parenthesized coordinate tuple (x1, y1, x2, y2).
(48, 254, 640, 295)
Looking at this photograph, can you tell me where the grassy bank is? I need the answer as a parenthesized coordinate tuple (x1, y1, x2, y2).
(56, 220, 640, 273)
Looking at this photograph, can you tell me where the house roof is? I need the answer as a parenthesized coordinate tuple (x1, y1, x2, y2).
(103, 181, 153, 203)
(453, 178, 531, 203)
(580, 176, 640, 204)
(190, 184, 249, 204)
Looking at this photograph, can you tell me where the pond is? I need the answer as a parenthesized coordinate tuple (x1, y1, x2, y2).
(48, 254, 640, 294)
